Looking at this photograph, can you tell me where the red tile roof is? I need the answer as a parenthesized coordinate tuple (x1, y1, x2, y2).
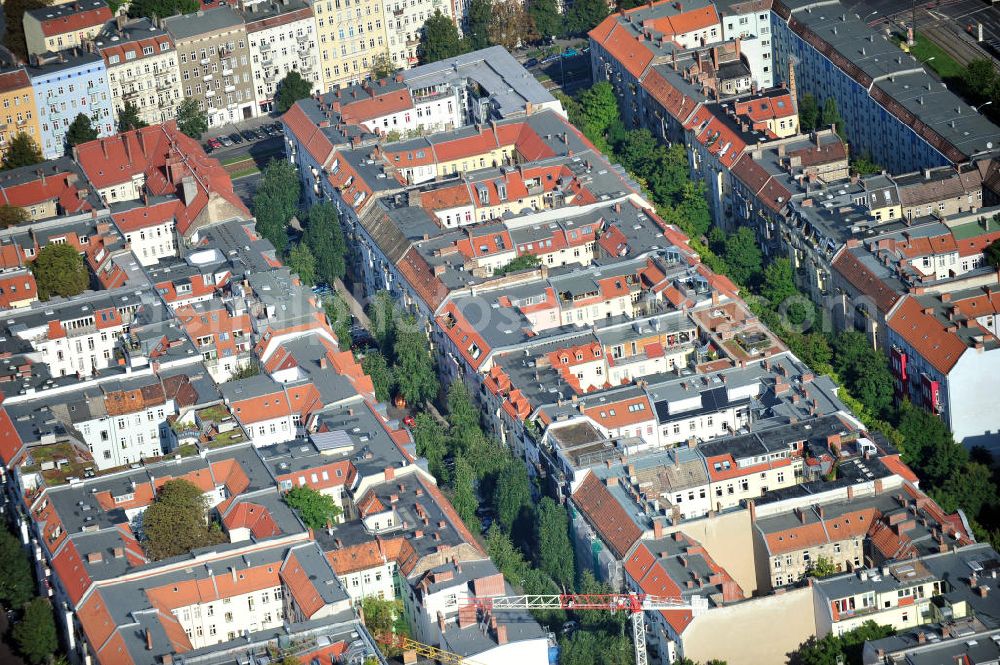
(572, 473, 642, 559)
(831, 248, 900, 315)
(0, 68, 31, 94)
(887, 296, 969, 375)
(34, 4, 112, 37)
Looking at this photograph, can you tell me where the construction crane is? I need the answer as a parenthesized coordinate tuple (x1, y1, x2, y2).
(375, 632, 485, 665)
(463, 593, 709, 665)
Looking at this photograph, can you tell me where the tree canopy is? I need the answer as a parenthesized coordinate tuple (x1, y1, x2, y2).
(414, 412, 448, 482)
(451, 454, 481, 533)
(392, 317, 439, 405)
(288, 243, 317, 285)
(253, 159, 301, 253)
(491, 461, 532, 533)
(142, 479, 224, 560)
(2, 0, 48, 61)
(301, 201, 347, 286)
(985, 236, 1000, 270)
(277, 71, 314, 113)
(528, 0, 562, 38)
(31, 243, 89, 300)
(790, 620, 894, 665)
(466, 0, 492, 51)
(534, 497, 574, 589)
(564, 0, 608, 35)
(65, 113, 99, 150)
(371, 52, 396, 80)
(12, 598, 58, 665)
(361, 350, 395, 402)
(128, 0, 199, 21)
(798, 93, 818, 132)
(3, 132, 43, 170)
(488, 0, 537, 51)
(0, 529, 34, 609)
(419, 10, 467, 64)
(0, 204, 30, 229)
(176, 98, 208, 139)
(832, 332, 894, 420)
(284, 486, 343, 530)
(117, 101, 148, 133)
(722, 227, 763, 287)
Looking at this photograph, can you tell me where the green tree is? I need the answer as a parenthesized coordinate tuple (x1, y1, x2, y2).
(12, 598, 58, 665)
(985, 237, 1000, 270)
(787, 332, 833, 372)
(2, 0, 48, 61)
(371, 51, 396, 80)
(529, 0, 562, 39)
(117, 101, 148, 133)
(447, 380, 480, 453)
(821, 97, 844, 136)
(832, 331, 894, 419)
(65, 113, 99, 150)
(2, 132, 43, 170)
(451, 454, 481, 533)
(807, 556, 839, 578)
(367, 291, 398, 358)
(362, 350, 395, 402)
(361, 596, 406, 637)
(284, 485, 343, 530)
(494, 253, 540, 276)
(288, 243, 317, 285)
(302, 201, 347, 286)
(414, 413, 448, 482)
(227, 362, 261, 381)
(798, 93, 819, 131)
(253, 159, 301, 253)
(491, 461, 531, 532)
(565, 0, 608, 35)
(419, 10, 466, 64)
(466, 0, 493, 50)
(276, 71, 314, 113)
(964, 59, 997, 103)
(324, 294, 353, 350)
(176, 98, 208, 139)
(851, 154, 882, 176)
(934, 461, 996, 517)
(578, 81, 619, 139)
(142, 479, 224, 560)
(128, 0, 199, 20)
(723, 227, 763, 286)
(534, 497, 574, 589)
(760, 258, 798, 308)
(31, 243, 89, 300)
(897, 402, 965, 485)
(0, 204, 30, 229)
(392, 317, 439, 405)
(0, 530, 34, 609)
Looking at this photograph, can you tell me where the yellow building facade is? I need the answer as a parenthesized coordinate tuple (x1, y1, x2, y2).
(0, 68, 42, 162)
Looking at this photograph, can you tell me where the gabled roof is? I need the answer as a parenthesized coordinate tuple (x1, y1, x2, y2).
(886, 296, 970, 375)
(572, 472, 642, 559)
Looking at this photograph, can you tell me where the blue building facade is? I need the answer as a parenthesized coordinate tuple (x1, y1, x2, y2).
(769, 1, 986, 174)
(27, 51, 114, 159)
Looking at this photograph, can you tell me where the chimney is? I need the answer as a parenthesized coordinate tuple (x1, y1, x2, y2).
(796, 508, 806, 524)
(180, 175, 198, 205)
(437, 611, 446, 634)
(979, 585, 989, 598)
(917, 631, 926, 644)
(496, 624, 508, 645)
(384, 466, 395, 481)
(653, 519, 663, 539)
(788, 60, 798, 112)
(145, 628, 153, 650)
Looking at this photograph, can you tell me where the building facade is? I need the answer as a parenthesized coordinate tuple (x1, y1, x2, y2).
(96, 17, 182, 126)
(0, 68, 42, 160)
(165, 6, 258, 128)
(243, 0, 321, 114)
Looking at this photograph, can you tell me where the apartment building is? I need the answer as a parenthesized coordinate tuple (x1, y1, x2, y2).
(0, 157, 98, 221)
(311, 0, 389, 90)
(95, 17, 182, 126)
(813, 544, 998, 637)
(770, 0, 999, 173)
(26, 49, 114, 159)
(242, 0, 321, 114)
(164, 6, 257, 128)
(384, 0, 450, 70)
(886, 286, 1000, 451)
(176, 299, 254, 382)
(0, 68, 42, 160)
(0, 246, 38, 309)
(22, 0, 112, 57)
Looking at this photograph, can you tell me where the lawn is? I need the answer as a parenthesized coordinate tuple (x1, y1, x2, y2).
(905, 32, 966, 81)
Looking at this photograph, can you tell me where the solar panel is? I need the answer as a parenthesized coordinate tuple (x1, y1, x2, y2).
(312, 429, 352, 451)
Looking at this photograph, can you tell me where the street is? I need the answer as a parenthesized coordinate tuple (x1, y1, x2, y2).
(867, 0, 1000, 69)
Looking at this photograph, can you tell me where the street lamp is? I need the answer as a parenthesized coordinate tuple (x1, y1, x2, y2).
(974, 101, 994, 113)
(861, 10, 878, 22)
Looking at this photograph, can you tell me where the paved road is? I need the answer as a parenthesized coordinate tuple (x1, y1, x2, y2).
(230, 170, 263, 208)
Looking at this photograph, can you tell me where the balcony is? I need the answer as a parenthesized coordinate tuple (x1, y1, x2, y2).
(200, 57, 210, 65)
(223, 68, 233, 76)
(203, 74, 213, 82)
(205, 90, 216, 98)
(15, 118, 26, 127)
(225, 85, 236, 93)
(259, 41, 271, 51)
(157, 78, 174, 90)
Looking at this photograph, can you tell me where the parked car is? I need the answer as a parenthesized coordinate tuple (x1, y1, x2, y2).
(206, 138, 222, 150)
(267, 123, 283, 136)
(240, 130, 256, 141)
(228, 132, 244, 144)
(402, 415, 415, 427)
(562, 48, 578, 58)
(524, 57, 539, 68)
(252, 128, 267, 140)
(218, 135, 234, 147)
